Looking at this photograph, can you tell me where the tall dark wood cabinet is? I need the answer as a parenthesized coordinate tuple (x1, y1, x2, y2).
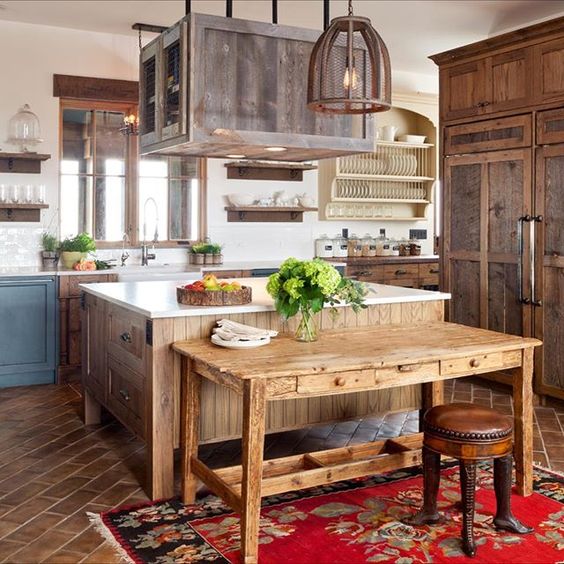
(431, 16, 564, 400)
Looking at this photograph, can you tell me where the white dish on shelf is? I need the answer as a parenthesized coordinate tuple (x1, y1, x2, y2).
(398, 134, 427, 144)
(211, 333, 271, 349)
(227, 193, 255, 206)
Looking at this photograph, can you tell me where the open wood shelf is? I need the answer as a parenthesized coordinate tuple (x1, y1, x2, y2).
(0, 203, 49, 222)
(0, 152, 51, 174)
(225, 206, 318, 223)
(225, 160, 317, 181)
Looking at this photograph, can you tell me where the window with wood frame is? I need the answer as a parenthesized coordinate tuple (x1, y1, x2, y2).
(56, 75, 205, 246)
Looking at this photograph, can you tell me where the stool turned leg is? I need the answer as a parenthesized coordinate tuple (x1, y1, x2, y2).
(405, 446, 442, 525)
(493, 455, 533, 534)
(460, 460, 477, 557)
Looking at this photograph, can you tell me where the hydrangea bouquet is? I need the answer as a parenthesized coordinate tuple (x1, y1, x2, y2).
(266, 258, 367, 342)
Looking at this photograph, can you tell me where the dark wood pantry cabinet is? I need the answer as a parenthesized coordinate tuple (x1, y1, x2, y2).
(431, 16, 564, 400)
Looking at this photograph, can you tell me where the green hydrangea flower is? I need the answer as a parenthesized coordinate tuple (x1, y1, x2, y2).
(283, 277, 304, 300)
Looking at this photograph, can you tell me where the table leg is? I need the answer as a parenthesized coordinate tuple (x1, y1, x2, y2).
(513, 348, 534, 496)
(420, 381, 444, 431)
(181, 357, 201, 505)
(240, 379, 267, 564)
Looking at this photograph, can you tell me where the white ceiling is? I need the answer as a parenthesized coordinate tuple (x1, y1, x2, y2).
(1, 1, 564, 74)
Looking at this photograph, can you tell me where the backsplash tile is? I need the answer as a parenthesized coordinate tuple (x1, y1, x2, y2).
(0, 227, 43, 267)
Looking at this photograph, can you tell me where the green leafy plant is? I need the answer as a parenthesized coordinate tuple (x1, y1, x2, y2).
(267, 258, 367, 335)
(191, 241, 222, 254)
(59, 232, 96, 253)
(41, 232, 59, 253)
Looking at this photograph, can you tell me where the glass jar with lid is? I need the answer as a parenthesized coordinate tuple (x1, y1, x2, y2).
(315, 234, 334, 258)
(7, 104, 43, 152)
(332, 234, 348, 257)
(399, 238, 410, 257)
(390, 239, 400, 256)
(410, 239, 422, 256)
(376, 237, 392, 256)
(347, 233, 363, 257)
(361, 233, 376, 257)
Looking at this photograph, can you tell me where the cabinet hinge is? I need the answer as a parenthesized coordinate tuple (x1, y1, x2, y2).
(80, 293, 86, 310)
(146, 320, 153, 346)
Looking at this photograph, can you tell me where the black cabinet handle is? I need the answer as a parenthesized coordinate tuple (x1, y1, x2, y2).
(429, 268, 440, 274)
(395, 269, 407, 275)
(119, 389, 130, 401)
(120, 332, 132, 343)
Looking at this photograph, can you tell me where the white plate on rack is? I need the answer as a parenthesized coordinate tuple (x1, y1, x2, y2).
(211, 333, 271, 349)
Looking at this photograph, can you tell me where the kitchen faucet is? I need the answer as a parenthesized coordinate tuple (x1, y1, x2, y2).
(141, 197, 159, 266)
(121, 232, 130, 267)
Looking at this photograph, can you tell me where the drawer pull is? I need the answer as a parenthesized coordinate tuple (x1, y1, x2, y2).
(429, 268, 439, 274)
(335, 377, 346, 387)
(469, 358, 480, 368)
(120, 332, 132, 343)
(354, 270, 372, 277)
(119, 389, 131, 401)
(398, 364, 421, 372)
(395, 269, 407, 275)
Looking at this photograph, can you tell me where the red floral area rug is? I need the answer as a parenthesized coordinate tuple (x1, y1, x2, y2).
(90, 462, 564, 563)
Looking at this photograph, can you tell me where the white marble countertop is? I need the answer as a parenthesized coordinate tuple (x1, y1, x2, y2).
(80, 277, 451, 319)
(0, 261, 346, 278)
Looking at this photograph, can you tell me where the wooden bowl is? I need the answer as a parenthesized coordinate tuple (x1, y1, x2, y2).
(176, 285, 252, 306)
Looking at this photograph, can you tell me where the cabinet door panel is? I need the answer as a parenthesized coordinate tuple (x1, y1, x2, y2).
(488, 263, 522, 336)
(450, 260, 481, 327)
(445, 115, 531, 155)
(487, 48, 532, 113)
(440, 60, 487, 121)
(537, 108, 564, 145)
(487, 157, 525, 255)
(534, 38, 564, 104)
(535, 145, 564, 398)
(446, 160, 481, 253)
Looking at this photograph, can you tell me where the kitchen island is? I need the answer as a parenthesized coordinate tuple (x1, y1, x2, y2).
(81, 278, 450, 499)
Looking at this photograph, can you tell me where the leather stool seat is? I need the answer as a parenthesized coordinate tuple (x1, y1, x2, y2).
(406, 403, 533, 558)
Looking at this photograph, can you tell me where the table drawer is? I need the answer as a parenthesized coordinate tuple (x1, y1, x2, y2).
(297, 369, 375, 395)
(376, 361, 440, 383)
(108, 307, 146, 374)
(441, 350, 521, 376)
(107, 355, 145, 438)
(383, 264, 419, 280)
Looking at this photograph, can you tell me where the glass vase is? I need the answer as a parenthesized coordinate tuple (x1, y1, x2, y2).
(295, 307, 318, 342)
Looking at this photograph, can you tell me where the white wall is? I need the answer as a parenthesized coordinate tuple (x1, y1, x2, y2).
(0, 19, 138, 266)
(0, 19, 437, 267)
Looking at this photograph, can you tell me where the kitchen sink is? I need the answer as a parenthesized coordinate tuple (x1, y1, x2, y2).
(115, 264, 199, 282)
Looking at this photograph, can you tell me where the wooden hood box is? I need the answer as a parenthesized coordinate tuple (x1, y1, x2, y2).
(139, 13, 374, 162)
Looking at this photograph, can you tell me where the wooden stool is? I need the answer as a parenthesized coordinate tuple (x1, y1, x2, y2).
(407, 403, 533, 557)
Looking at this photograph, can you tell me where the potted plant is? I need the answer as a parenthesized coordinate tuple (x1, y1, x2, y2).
(210, 243, 223, 265)
(59, 232, 96, 269)
(40, 232, 59, 270)
(190, 242, 209, 265)
(267, 258, 367, 342)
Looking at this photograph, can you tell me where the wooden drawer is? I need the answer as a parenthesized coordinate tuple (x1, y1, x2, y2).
(202, 270, 242, 279)
(441, 350, 521, 376)
(376, 361, 440, 384)
(419, 262, 440, 278)
(297, 369, 375, 395)
(445, 115, 532, 155)
(59, 273, 116, 298)
(537, 108, 564, 145)
(346, 265, 383, 282)
(107, 355, 145, 438)
(108, 306, 146, 374)
(383, 264, 419, 280)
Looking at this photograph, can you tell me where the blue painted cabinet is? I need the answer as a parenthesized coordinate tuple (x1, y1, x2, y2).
(0, 276, 57, 387)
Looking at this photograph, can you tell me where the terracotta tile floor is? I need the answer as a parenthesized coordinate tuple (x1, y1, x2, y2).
(0, 379, 562, 562)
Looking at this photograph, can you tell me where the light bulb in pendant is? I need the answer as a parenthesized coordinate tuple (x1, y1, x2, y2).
(343, 63, 357, 90)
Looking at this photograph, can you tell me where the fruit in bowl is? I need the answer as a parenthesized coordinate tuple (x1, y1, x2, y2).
(177, 274, 251, 305)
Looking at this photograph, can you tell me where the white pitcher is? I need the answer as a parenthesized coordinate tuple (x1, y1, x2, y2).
(379, 125, 398, 141)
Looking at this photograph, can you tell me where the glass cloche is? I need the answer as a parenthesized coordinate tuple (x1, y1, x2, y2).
(7, 104, 43, 152)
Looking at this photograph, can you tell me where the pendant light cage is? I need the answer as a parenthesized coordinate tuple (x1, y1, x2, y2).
(308, 12, 392, 114)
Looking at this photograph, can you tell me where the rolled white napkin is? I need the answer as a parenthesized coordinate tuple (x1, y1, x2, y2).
(213, 319, 278, 342)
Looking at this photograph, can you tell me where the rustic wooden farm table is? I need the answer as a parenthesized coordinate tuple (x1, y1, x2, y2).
(173, 322, 540, 563)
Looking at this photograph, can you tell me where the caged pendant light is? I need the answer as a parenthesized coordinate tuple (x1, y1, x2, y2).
(307, 0, 392, 114)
